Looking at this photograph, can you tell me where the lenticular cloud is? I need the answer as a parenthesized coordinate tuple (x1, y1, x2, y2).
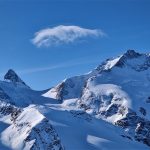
(32, 25, 106, 47)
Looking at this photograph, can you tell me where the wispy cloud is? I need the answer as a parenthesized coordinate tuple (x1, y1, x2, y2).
(0, 59, 100, 77)
(17, 59, 100, 75)
(31, 25, 106, 47)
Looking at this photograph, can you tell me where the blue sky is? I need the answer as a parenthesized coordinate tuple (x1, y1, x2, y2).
(0, 0, 150, 90)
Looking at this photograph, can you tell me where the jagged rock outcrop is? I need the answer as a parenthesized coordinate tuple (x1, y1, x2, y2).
(1, 106, 64, 150)
(115, 110, 150, 146)
(26, 118, 64, 150)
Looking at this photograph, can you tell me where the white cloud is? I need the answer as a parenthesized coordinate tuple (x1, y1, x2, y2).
(31, 25, 106, 47)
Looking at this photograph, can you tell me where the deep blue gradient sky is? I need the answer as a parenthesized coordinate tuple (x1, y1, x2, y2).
(0, 0, 150, 90)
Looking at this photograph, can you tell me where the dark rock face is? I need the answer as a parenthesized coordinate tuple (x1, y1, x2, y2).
(115, 109, 150, 147)
(123, 50, 141, 58)
(0, 103, 18, 116)
(4, 69, 28, 86)
(106, 104, 119, 116)
(139, 107, 146, 116)
(100, 104, 120, 117)
(55, 82, 66, 101)
(10, 108, 22, 123)
(146, 97, 150, 103)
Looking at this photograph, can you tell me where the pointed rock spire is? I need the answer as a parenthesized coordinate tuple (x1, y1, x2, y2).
(4, 69, 28, 87)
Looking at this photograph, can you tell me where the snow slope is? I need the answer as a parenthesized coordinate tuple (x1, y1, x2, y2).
(35, 104, 149, 150)
(1, 103, 149, 150)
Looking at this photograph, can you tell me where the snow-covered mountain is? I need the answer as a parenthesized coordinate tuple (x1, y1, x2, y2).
(43, 50, 150, 148)
(0, 50, 150, 150)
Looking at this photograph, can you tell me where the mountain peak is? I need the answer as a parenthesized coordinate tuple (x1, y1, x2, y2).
(123, 49, 141, 58)
(4, 69, 28, 87)
(113, 50, 143, 68)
